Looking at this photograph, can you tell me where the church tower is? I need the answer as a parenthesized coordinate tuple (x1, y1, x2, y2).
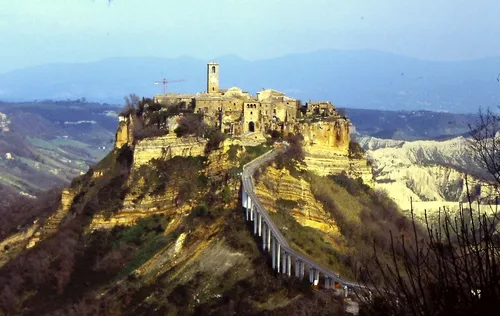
(207, 62, 219, 94)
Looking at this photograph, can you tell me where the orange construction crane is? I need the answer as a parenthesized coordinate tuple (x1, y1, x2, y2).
(154, 78, 186, 94)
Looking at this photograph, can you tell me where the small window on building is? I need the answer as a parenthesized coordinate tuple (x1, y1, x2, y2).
(212, 87, 215, 91)
(212, 66, 216, 73)
(250, 111, 253, 115)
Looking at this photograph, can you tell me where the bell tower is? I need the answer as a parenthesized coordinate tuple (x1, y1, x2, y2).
(207, 62, 219, 94)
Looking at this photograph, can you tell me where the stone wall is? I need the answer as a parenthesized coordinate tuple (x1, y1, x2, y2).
(132, 134, 207, 167)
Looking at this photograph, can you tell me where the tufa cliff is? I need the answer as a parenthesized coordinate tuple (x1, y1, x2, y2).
(0, 133, 351, 315)
(293, 119, 373, 186)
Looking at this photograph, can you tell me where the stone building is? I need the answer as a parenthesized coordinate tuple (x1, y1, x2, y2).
(153, 62, 340, 136)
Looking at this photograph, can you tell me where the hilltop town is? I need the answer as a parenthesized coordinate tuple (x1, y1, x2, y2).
(152, 62, 342, 136)
(111, 62, 373, 188)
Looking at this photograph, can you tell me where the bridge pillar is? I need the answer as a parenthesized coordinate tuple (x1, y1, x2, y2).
(281, 252, 287, 275)
(324, 277, 329, 289)
(267, 226, 271, 252)
(314, 270, 320, 286)
(249, 202, 254, 221)
(277, 243, 281, 273)
(295, 259, 300, 278)
(242, 191, 247, 208)
(247, 194, 252, 214)
(300, 261, 305, 280)
(309, 268, 314, 283)
(262, 222, 267, 251)
(253, 209, 258, 235)
(258, 213, 262, 236)
(287, 254, 291, 277)
(245, 204, 249, 221)
(344, 286, 349, 298)
(272, 237, 276, 270)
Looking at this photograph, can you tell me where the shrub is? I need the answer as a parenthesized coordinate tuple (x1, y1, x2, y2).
(174, 114, 204, 137)
(348, 140, 365, 159)
(221, 185, 231, 203)
(190, 204, 210, 217)
(205, 128, 226, 153)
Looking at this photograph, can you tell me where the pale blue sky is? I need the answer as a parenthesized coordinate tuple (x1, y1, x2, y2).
(1, 0, 499, 73)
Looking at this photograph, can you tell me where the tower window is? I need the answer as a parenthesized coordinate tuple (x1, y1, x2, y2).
(212, 66, 216, 73)
(212, 87, 215, 91)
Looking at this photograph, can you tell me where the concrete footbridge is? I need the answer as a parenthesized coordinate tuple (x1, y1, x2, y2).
(241, 147, 371, 296)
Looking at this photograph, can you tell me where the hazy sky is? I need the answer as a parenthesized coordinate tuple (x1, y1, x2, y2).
(1, 0, 499, 73)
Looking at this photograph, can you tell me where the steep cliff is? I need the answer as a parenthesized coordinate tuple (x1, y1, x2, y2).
(255, 166, 341, 235)
(132, 134, 207, 167)
(26, 189, 76, 248)
(300, 120, 373, 185)
(115, 115, 134, 149)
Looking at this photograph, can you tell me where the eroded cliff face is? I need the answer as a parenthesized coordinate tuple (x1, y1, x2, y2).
(133, 135, 207, 167)
(299, 120, 373, 185)
(300, 120, 350, 154)
(115, 115, 134, 149)
(26, 189, 76, 248)
(366, 136, 496, 212)
(255, 166, 341, 236)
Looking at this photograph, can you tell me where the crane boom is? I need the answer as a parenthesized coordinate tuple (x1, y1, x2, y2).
(154, 78, 187, 94)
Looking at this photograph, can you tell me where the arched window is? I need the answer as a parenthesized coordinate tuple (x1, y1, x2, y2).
(212, 66, 216, 73)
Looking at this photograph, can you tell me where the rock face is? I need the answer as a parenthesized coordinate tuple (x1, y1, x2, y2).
(300, 120, 350, 154)
(115, 115, 134, 149)
(0, 223, 38, 267)
(26, 189, 75, 248)
(364, 135, 495, 212)
(297, 120, 373, 185)
(132, 134, 207, 167)
(255, 166, 340, 235)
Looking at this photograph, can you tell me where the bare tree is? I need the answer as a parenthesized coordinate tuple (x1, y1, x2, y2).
(469, 107, 500, 188)
(362, 186, 500, 316)
(119, 93, 140, 116)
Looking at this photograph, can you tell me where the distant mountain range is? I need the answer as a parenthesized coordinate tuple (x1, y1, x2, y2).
(1, 50, 500, 113)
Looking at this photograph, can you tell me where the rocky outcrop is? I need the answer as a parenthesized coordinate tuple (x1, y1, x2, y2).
(255, 166, 341, 235)
(26, 189, 76, 248)
(300, 119, 350, 154)
(89, 184, 193, 230)
(0, 223, 38, 267)
(115, 115, 134, 148)
(133, 134, 207, 167)
(296, 120, 373, 185)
